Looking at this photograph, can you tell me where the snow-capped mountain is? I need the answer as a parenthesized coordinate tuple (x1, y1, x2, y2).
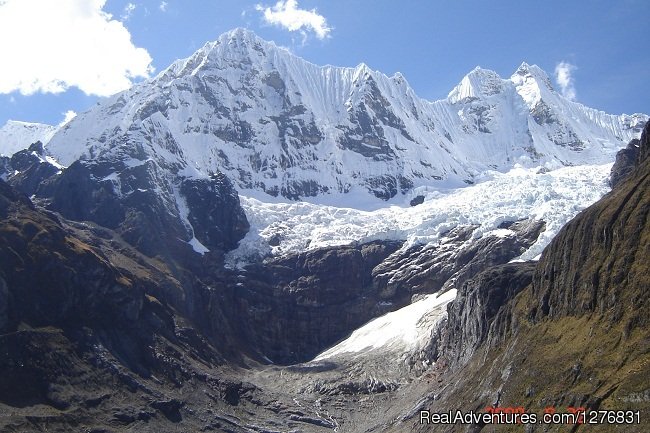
(0, 120, 57, 157)
(46, 28, 646, 201)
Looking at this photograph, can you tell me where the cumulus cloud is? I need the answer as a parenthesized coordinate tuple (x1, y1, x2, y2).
(256, 0, 331, 40)
(554, 61, 577, 101)
(159, 1, 167, 12)
(0, 0, 153, 97)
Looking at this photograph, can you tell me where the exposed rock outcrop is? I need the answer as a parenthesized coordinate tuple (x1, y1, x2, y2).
(610, 138, 639, 187)
(437, 262, 535, 368)
(638, 119, 650, 163)
(180, 173, 250, 251)
(235, 240, 402, 363)
(372, 219, 544, 299)
(0, 141, 60, 196)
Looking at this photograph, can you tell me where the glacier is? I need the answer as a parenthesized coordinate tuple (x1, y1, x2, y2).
(226, 163, 613, 266)
(314, 289, 456, 361)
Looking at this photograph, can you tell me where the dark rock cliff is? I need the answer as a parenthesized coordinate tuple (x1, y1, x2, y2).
(234, 241, 402, 363)
(180, 173, 250, 251)
(45, 160, 249, 258)
(0, 141, 60, 196)
(638, 120, 650, 163)
(372, 219, 544, 299)
(0, 148, 249, 260)
(610, 138, 639, 187)
(0, 182, 143, 329)
(437, 262, 535, 369)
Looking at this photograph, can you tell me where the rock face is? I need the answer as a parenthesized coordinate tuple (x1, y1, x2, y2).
(0, 141, 60, 196)
(638, 119, 650, 164)
(436, 262, 535, 368)
(2, 135, 250, 260)
(234, 241, 402, 363)
(531, 119, 650, 323)
(610, 137, 639, 187)
(180, 173, 250, 251)
(372, 219, 544, 298)
(13, 157, 250, 259)
(0, 179, 143, 331)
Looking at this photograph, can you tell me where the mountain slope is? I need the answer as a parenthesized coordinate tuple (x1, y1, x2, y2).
(395, 120, 650, 433)
(0, 120, 57, 157)
(45, 28, 646, 201)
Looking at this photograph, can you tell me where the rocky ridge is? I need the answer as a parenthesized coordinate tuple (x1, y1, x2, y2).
(46, 29, 646, 202)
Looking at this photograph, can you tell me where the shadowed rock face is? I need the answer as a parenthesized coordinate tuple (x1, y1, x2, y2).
(439, 262, 536, 368)
(0, 181, 143, 330)
(1, 148, 250, 260)
(639, 120, 650, 163)
(610, 138, 639, 187)
(372, 219, 544, 299)
(233, 241, 403, 363)
(0, 141, 60, 196)
(180, 173, 250, 251)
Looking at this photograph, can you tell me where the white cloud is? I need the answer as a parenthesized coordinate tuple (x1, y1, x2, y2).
(159, 1, 167, 12)
(122, 2, 136, 21)
(256, 0, 331, 40)
(554, 61, 577, 101)
(0, 0, 153, 97)
(58, 110, 77, 127)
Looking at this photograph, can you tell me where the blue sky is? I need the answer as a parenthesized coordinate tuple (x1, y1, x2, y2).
(1, 0, 648, 127)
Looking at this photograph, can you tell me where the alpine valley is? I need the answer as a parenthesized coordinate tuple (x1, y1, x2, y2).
(0, 28, 648, 433)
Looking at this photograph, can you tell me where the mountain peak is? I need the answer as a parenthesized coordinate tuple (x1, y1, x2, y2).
(510, 62, 556, 107)
(215, 27, 273, 50)
(512, 62, 552, 84)
(157, 28, 283, 82)
(514, 61, 531, 74)
(225, 27, 260, 40)
(447, 66, 505, 103)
